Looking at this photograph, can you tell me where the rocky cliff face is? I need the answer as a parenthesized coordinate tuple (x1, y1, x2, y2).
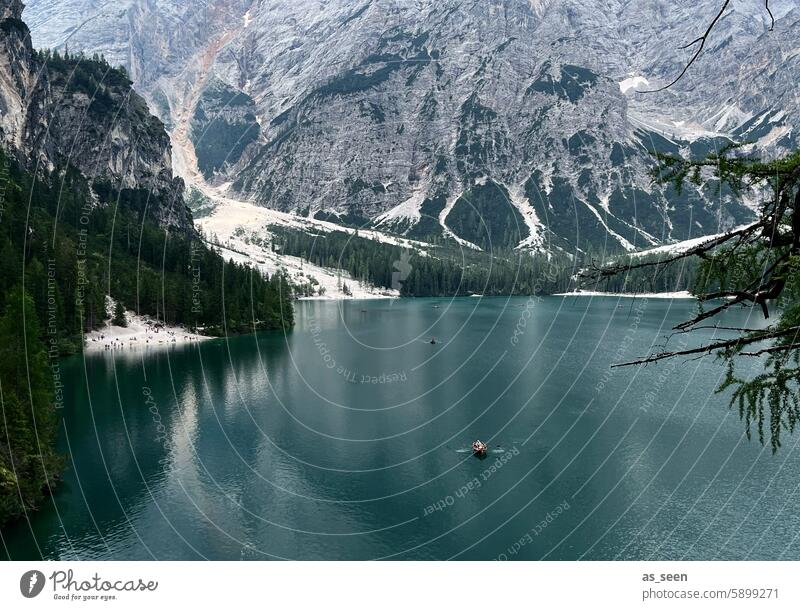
(21, 0, 800, 252)
(0, 0, 192, 232)
(0, 0, 45, 153)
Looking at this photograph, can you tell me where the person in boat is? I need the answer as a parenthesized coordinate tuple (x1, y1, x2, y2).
(429, 337, 437, 344)
(472, 440, 488, 454)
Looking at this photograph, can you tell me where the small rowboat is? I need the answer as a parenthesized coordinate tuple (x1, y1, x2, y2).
(472, 440, 488, 455)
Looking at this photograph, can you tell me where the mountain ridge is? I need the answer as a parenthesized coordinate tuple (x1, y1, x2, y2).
(21, 0, 800, 253)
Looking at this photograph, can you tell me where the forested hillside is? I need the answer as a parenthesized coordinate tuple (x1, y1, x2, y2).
(270, 225, 700, 297)
(0, 25, 294, 526)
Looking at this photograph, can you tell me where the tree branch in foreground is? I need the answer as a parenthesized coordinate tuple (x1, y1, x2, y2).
(610, 325, 800, 368)
(578, 222, 761, 284)
(640, 0, 775, 92)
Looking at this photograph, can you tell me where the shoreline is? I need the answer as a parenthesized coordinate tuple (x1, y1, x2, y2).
(83, 301, 212, 353)
(295, 292, 698, 301)
(82, 291, 700, 354)
(297, 294, 398, 301)
(553, 290, 695, 299)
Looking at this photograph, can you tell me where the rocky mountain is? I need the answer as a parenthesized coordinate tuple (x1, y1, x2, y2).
(0, 0, 192, 231)
(21, 0, 800, 253)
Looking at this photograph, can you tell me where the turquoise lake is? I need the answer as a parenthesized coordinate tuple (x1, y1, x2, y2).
(3, 297, 799, 560)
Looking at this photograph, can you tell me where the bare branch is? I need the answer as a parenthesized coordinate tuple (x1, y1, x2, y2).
(640, 0, 777, 92)
(675, 275, 786, 330)
(765, 0, 775, 31)
(611, 325, 800, 367)
(672, 295, 748, 330)
(740, 343, 800, 357)
(578, 222, 761, 286)
(639, 0, 732, 93)
(681, 324, 770, 333)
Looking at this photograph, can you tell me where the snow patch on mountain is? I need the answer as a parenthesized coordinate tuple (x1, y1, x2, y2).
(194, 192, 422, 299)
(374, 185, 425, 228)
(438, 193, 482, 251)
(711, 104, 754, 132)
(628, 112, 723, 143)
(756, 124, 793, 148)
(507, 186, 545, 250)
(629, 223, 758, 259)
(580, 199, 636, 251)
(619, 76, 649, 94)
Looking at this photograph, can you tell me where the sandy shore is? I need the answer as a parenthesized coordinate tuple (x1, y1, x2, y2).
(84, 299, 211, 353)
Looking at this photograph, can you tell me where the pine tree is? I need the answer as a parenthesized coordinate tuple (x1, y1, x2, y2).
(112, 300, 127, 327)
(0, 286, 62, 526)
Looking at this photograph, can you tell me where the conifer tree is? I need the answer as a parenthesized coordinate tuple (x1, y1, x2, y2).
(0, 286, 62, 526)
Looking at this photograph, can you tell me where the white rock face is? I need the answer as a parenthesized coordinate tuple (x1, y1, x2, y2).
(0, 0, 192, 231)
(22, 0, 800, 252)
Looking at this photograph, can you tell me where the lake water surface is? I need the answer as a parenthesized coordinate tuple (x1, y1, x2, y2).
(3, 297, 799, 560)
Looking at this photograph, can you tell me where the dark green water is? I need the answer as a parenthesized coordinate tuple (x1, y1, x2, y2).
(3, 297, 799, 560)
